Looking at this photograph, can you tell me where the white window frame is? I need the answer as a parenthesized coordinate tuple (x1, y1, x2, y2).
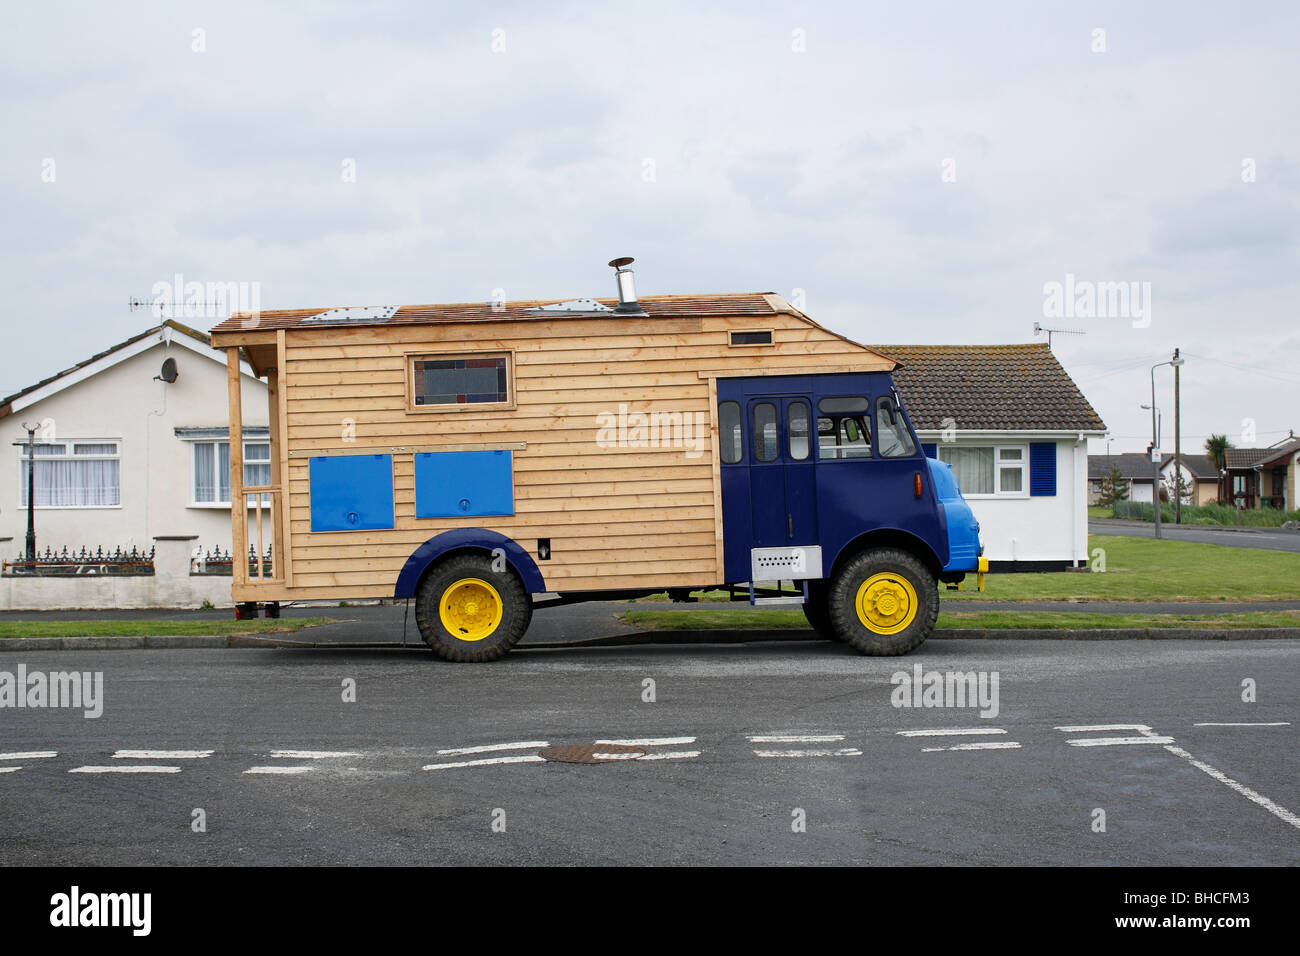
(938, 443, 1029, 499)
(16, 439, 122, 509)
(189, 440, 271, 508)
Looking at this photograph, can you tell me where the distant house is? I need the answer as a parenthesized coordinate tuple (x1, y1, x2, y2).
(0, 321, 268, 572)
(1087, 453, 1156, 504)
(1159, 453, 1219, 506)
(881, 344, 1106, 570)
(1223, 436, 1300, 510)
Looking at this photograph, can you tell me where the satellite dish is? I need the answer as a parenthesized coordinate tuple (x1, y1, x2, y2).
(157, 357, 178, 383)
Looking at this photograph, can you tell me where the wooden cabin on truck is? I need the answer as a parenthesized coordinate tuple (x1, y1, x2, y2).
(209, 258, 985, 661)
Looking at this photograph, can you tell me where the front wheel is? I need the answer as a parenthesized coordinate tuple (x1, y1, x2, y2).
(415, 553, 532, 662)
(827, 548, 937, 655)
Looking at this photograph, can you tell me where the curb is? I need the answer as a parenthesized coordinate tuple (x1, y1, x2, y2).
(2, 627, 1298, 651)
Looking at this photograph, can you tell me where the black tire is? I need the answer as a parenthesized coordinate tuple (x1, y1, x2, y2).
(802, 581, 842, 641)
(827, 548, 937, 656)
(414, 553, 532, 662)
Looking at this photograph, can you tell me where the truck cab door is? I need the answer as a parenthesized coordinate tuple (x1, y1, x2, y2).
(746, 397, 818, 548)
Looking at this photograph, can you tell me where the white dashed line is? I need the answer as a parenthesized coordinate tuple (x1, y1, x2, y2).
(70, 766, 181, 774)
(922, 742, 1022, 753)
(113, 750, 213, 760)
(422, 755, 547, 771)
(0, 767, 22, 774)
(898, 728, 1007, 737)
(1066, 736, 1176, 747)
(1193, 722, 1290, 727)
(269, 750, 360, 759)
(634, 751, 701, 761)
(1055, 723, 1153, 733)
(434, 741, 549, 757)
(595, 737, 697, 747)
(245, 766, 313, 775)
(753, 748, 862, 758)
(747, 734, 845, 744)
(0, 751, 56, 760)
(1163, 745, 1300, 831)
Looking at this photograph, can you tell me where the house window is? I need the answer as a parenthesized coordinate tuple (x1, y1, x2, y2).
(411, 354, 509, 407)
(192, 441, 271, 505)
(18, 441, 120, 508)
(939, 444, 1028, 497)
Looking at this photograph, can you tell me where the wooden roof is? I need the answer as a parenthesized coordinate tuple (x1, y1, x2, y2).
(211, 292, 782, 335)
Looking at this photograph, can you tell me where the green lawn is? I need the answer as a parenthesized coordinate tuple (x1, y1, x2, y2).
(619, 608, 1300, 631)
(0, 617, 334, 639)
(945, 534, 1300, 602)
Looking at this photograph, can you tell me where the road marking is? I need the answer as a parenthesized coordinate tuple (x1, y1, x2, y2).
(245, 766, 313, 775)
(753, 748, 862, 758)
(1055, 724, 1153, 733)
(423, 755, 547, 771)
(921, 741, 1022, 752)
(635, 751, 701, 761)
(1163, 744, 1300, 831)
(1193, 722, 1290, 727)
(595, 737, 697, 747)
(269, 750, 360, 759)
(113, 750, 213, 760)
(1066, 736, 1176, 747)
(0, 767, 21, 774)
(0, 751, 56, 760)
(747, 734, 845, 743)
(70, 766, 181, 774)
(434, 741, 549, 757)
(898, 728, 1007, 737)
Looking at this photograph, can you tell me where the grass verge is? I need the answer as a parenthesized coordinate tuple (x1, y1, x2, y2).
(0, 617, 335, 639)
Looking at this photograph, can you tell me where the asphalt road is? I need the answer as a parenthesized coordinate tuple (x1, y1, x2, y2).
(1090, 519, 1300, 553)
(1, 639, 1296, 865)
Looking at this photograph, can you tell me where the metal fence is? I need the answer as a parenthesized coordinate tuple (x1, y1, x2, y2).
(2, 545, 156, 577)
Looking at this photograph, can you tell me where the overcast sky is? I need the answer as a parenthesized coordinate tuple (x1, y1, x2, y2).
(3, 1, 1297, 455)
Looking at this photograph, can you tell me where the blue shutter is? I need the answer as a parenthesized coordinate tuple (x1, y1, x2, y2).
(922, 443, 938, 458)
(1029, 442, 1057, 496)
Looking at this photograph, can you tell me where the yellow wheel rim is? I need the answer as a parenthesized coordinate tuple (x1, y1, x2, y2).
(855, 572, 918, 635)
(439, 577, 504, 642)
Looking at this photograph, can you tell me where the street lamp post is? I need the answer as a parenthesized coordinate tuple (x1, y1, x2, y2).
(20, 423, 37, 560)
(1149, 351, 1184, 540)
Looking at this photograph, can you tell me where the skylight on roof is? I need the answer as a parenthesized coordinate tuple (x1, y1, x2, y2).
(302, 305, 400, 323)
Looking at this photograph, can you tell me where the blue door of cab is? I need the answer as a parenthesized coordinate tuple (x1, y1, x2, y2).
(743, 396, 818, 548)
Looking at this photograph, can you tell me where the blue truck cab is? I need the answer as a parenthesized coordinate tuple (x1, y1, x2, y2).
(716, 371, 985, 655)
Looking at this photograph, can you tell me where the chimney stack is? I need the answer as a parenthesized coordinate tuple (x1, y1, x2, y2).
(608, 257, 645, 315)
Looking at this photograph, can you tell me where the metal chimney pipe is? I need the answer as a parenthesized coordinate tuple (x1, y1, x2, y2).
(608, 257, 643, 314)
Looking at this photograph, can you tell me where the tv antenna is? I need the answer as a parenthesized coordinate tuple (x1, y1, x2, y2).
(1033, 322, 1085, 349)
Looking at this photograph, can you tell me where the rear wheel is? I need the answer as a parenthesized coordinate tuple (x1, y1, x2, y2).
(415, 553, 532, 662)
(827, 548, 937, 655)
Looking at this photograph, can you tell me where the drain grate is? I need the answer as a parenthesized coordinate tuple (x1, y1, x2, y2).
(538, 743, 649, 764)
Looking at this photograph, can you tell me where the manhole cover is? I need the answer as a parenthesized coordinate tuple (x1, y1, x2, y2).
(538, 743, 649, 764)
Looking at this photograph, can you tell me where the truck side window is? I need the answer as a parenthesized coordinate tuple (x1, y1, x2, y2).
(875, 395, 917, 458)
(719, 401, 742, 464)
(816, 414, 871, 459)
(816, 396, 872, 460)
(788, 401, 810, 461)
(752, 402, 778, 462)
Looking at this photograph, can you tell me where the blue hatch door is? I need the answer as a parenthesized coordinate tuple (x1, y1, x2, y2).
(745, 396, 819, 549)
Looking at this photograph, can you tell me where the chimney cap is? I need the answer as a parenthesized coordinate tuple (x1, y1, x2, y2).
(608, 256, 635, 270)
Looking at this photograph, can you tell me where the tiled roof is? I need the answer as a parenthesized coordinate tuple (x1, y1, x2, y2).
(880, 344, 1106, 433)
(211, 293, 781, 333)
(1163, 453, 1219, 479)
(1089, 453, 1158, 480)
(1226, 438, 1300, 470)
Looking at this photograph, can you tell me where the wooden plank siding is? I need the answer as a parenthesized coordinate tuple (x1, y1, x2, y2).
(227, 307, 891, 601)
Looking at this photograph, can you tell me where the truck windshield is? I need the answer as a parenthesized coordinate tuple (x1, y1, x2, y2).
(875, 395, 917, 458)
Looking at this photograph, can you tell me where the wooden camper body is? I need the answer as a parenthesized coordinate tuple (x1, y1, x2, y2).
(209, 293, 895, 604)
